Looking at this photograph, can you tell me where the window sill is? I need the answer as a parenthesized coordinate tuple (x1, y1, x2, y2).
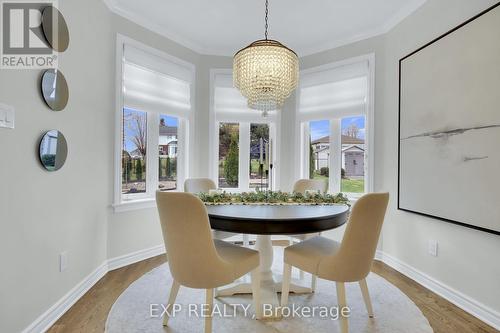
(112, 198, 156, 213)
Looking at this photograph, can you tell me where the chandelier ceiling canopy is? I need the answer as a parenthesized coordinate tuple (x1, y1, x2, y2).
(233, 0, 299, 115)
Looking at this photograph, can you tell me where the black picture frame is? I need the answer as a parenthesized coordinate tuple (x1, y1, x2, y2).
(397, 2, 500, 236)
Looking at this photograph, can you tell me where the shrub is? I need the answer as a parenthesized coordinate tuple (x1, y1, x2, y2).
(341, 168, 346, 178)
(320, 167, 329, 177)
(309, 144, 315, 179)
(135, 159, 143, 181)
(224, 134, 239, 186)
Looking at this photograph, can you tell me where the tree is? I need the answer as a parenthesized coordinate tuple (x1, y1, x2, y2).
(135, 159, 143, 181)
(219, 123, 238, 157)
(224, 134, 239, 186)
(125, 112, 147, 157)
(344, 123, 360, 138)
(122, 151, 132, 183)
(166, 157, 171, 179)
(309, 144, 315, 179)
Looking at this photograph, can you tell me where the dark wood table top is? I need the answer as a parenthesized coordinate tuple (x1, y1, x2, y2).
(206, 204, 349, 235)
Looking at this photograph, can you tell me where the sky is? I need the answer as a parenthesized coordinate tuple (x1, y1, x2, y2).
(123, 108, 178, 152)
(310, 116, 365, 141)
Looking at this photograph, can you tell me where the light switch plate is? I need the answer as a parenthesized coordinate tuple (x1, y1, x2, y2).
(428, 240, 438, 257)
(0, 103, 15, 129)
(59, 251, 68, 272)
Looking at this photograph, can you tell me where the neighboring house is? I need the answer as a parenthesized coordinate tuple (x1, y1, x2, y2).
(159, 124, 178, 158)
(311, 135, 365, 177)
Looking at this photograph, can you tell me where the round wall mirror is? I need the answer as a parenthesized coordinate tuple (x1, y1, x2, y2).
(41, 69, 69, 111)
(39, 130, 68, 171)
(41, 6, 70, 52)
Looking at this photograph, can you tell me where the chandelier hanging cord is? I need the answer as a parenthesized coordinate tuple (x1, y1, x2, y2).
(264, 0, 269, 40)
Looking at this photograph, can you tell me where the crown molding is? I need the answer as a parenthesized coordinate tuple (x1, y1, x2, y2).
(102, 0, 212, 55)
(102, 0, 427, 57)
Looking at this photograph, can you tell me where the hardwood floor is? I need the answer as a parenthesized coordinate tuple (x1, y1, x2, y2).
(48, 250, 498, 333)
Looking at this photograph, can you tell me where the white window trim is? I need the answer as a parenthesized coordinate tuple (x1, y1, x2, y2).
(209, 68, 281, 192)
(296, 53, 375, 198)
(113, 34, 195, 212)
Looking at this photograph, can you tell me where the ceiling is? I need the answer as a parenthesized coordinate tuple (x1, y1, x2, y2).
(106, 0, 427, 56)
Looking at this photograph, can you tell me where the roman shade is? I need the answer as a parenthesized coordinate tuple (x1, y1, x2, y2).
(123, 44, 193, 116)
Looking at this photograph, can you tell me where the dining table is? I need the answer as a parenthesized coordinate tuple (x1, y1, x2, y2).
(206, 203, 350, 319)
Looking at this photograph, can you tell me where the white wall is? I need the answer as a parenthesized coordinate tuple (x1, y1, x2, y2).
(0, 0, 205, 331)
(0, 1, 113, 332)
(380, 0, 500, 317)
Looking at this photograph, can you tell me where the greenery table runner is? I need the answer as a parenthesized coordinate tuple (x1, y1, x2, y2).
(198, 191, 349, 206)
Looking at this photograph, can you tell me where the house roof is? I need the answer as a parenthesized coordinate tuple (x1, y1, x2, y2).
(159, 125, 178, 136)
(312, 135, 364, 145)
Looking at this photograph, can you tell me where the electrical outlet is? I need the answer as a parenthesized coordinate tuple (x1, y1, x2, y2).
(59, 252, 68, 272)
(428, 240, 438, 257)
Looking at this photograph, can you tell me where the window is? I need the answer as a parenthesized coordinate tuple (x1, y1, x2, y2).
(298, 57, 373, 198)
(341, 116, 365, 194)
(122, 108, 147, 194)
(159, 115, 179, 191)
(218, 123, 239, 188)
(211, 70, 278, 191)
(309, 120, 330, 182)
(249, 124, 270, 190)
(115, 37, 194, 208)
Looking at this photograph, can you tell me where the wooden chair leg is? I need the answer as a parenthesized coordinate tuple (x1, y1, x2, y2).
(280, 263, 292, 310)
(163, 280, 180, 326)
(250, 268, 262, 319)
(336, 282, 349, 333)
(359, 278, 374, 318)
(311, 274, 317, 292)
(205, 288, 214, 333)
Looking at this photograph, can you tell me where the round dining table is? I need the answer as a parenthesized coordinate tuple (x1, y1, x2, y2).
(206, 204, 349, 318)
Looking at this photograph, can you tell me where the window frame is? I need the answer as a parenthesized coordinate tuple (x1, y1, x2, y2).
(209, 69, 281, 192)
(113, 34, 195, 212)
(296, 54, 375, 199)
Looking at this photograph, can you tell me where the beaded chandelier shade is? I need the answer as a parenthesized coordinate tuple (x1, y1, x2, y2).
(233, 0, 299, 114)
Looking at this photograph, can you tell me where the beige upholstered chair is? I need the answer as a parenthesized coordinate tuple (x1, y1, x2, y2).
(156, 192, 262, 333)
(289, 178, 329, 290)
(281, 192, 389, 333)
(293, 179, 328, 195)
(184, 178, 249, 246)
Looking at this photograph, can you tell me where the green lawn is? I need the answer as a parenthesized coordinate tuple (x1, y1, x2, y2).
(341, 178, 364, 193)
(312, 173, 364, 193)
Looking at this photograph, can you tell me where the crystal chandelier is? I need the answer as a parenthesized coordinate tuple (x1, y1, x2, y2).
(233, 0, 299, 115)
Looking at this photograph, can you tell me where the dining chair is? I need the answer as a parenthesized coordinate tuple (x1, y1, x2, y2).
(156, 191, 262, 333)
(184, 178, 249, 247)
(280, 192, 389, 333)
(289, 178, 329, 290)
(293, 179, 328, 195)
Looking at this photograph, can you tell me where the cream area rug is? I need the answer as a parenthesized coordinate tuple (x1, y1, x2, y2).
(106, 248, 433, 333)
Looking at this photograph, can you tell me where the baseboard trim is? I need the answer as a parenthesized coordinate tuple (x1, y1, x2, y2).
(23, 247, 499, 332)
(107, 244, 165, 271)
(375, 250, 500, 330)
(22, 245, 165, 333)
(22, 262, 108, 333)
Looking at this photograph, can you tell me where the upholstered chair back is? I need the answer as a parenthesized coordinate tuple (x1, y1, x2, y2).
(156, 192, 233, 288)
(318, 193, 389, 282)
(184, 178, 216, 194)
(293, 179, 328, 194)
